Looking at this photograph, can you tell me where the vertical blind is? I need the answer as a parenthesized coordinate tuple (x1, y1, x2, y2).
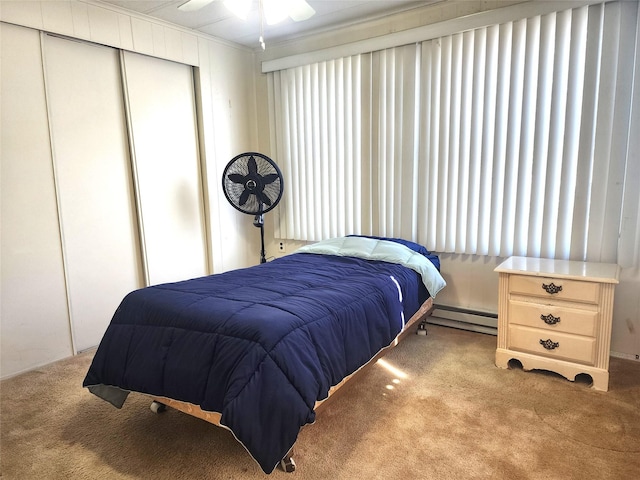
(268, 1, 640, 268)
(269, 57, 363, 240)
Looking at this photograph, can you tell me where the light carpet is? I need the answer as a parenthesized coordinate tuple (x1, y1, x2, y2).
(2, 325, 639, 479)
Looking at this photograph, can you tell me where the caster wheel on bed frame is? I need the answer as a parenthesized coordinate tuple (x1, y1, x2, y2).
(416, 321, 428, 335)
(150, 401, 167, 414)
(280, 456, 296, 473)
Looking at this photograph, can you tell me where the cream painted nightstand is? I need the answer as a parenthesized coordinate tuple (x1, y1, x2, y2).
(495, 256, 619, 391)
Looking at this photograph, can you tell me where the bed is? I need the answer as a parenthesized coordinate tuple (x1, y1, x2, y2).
(83, 236, 446, 473)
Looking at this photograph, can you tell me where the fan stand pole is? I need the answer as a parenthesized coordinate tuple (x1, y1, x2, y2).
(259, 222, 266, 264)
(254, 212, 267, 264)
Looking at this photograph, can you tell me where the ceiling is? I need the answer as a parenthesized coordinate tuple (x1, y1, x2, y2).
(98, 1, 439, 49)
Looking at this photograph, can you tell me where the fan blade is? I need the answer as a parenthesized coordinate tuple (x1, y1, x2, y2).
(228, 173, 246, 184)
(289, 0, 315, 22)
(239, 189, 251, 206)
(223, 0, 251, 20)
(247, 156, 258, 175)
(261, 173, 279, 185)
(178, 0, 215, 13)
(258, 192, 273, 206)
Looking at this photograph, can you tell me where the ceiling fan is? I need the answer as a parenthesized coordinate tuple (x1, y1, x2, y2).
(178, 0, 316, 25)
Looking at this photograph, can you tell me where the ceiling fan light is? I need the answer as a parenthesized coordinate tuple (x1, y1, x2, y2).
(263, 0, 290, 25)
(223, 0, 252, 20)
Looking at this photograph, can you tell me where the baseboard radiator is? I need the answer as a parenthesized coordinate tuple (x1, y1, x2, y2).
(428, 305, 498, 336)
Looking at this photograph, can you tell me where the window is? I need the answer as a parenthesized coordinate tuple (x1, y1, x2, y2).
(268, 1, 640, 268)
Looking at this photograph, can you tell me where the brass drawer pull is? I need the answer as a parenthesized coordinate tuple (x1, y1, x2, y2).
(540, 338, 559, 350)
(542, 282, 562, 294)
(540, 313, 561, 325)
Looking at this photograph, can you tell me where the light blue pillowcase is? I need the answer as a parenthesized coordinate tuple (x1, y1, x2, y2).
(296, 236, 446, 298)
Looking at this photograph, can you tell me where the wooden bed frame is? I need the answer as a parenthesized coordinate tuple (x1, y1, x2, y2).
(149, 296, 434, 472)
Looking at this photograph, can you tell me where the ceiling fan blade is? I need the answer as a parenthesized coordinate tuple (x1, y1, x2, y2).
(223, 0, 252, 20)
(177, 0, 215, 13)
(289, 0, 315, 22)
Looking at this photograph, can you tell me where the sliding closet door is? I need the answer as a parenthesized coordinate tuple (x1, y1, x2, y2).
(1, 24, 72, 377)
(122, 51, 208, 285)
(43, 35, 143, 351)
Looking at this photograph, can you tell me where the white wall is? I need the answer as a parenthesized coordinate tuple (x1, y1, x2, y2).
(198, 38, 263, 272)
(1, 1, 259, 378)
(255, 0, 640, 361)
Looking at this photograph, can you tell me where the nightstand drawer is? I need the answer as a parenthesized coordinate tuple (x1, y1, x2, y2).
(510, 275, 599, 304)
(508, 325, 596, 365)
(508, 301, 598, 337)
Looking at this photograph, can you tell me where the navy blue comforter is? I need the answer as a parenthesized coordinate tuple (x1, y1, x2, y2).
(83, 252, 430, 473)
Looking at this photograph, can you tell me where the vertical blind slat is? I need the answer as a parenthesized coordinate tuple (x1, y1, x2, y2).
(477, 25, 499, 256)
(386, 50, 396, 236)
(281, 71, 295, 239)
(555, 6, 588, 260)
(502, 19, 526, 257)
(571, 3, 603, 261)
(600, 0, 637, 263)
(319, 63, 330, 240)
(360, 54, 372, 235)
(466, 27, 486, 255)
(308, 64, 319, 241)
(353, 55, 362, 235)
(436, 35, 451, 252)
(302, 67, 311, 240)
(541, 9, 571, 259)
(491, 22, 512, 257)
(418, 41, 434, 247)
(446, 33, 462, 253)
(326, 61, 336, 239)
(344, 57, 353, 236)
(513, 16, 540, 257)
(618, 1, 640, 269)
(455, 31, 474, 253)
(426, 40, 440, 250)
(399, 45, 415, 239)
(587, 2, 620, 261)
(528, 13, 556, 258)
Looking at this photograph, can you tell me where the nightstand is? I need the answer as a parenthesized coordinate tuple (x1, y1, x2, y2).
(495, 256, 619, 391)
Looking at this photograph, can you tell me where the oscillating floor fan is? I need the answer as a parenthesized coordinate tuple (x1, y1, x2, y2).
(222, 152, 284, 264)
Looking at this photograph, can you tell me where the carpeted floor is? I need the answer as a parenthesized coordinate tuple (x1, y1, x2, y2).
(2, 324, 639, 479)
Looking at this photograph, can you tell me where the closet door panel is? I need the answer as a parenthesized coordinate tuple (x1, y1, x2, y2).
(44, 35, 142, 351)
(123, 51, 207, 285)
(1, 24, 72, 377)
